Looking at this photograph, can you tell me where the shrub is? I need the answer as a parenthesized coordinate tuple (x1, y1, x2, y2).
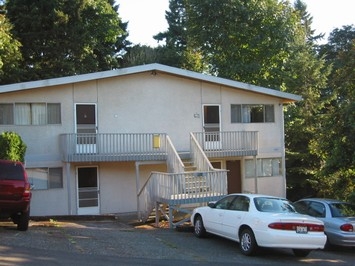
(0, 131, 27, 162)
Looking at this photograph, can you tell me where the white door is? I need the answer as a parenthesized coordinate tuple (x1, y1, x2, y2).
(75, 104, 97, 153)
(203, 105, 221, 150)
(77, 166, 100, 215)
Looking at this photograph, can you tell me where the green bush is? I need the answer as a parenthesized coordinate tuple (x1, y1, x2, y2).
(0, 131, 27, 162)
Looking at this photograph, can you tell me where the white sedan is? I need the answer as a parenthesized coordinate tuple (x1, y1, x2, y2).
(190, 193, 326, 257)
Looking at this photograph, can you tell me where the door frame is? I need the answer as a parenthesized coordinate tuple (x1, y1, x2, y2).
(76, 166, 100, 215)
(75, 103, 97, 153)
(202, 104, 221, 150)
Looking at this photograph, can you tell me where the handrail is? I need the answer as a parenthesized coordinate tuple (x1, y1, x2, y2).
(166, 136, 185, 173)
(137, 170, 228, 221)
(190, 132, 214, 171)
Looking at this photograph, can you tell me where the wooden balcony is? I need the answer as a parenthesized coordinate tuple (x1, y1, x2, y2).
(60, 133, 168, 162)
(192, 131, 258, 157)
(60, 131, 258, 163)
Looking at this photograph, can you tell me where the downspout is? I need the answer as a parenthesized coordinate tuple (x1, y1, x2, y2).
(65, 162, 72, 215)
(253, 155, 258, 193)
(280, 102, 287, 198)
(135, 162, 140, 220)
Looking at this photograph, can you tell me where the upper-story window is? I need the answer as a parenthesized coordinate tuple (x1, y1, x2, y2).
(0, 103, 61, 125)
(231, 104, 274, 123)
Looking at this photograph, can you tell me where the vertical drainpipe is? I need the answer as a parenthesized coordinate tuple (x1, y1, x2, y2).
(253, 155, 258, 193)
(135, 162, 140, 220)
(280, 102, 287, 198)
(65, 162, 72, 215)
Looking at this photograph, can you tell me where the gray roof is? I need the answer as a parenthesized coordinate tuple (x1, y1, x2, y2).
(0, 63, 301, 102)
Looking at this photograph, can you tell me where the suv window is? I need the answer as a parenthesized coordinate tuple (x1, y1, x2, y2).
(0, 162, 25, 180)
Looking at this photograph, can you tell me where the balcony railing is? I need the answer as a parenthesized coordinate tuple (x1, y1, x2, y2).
(60, 131, 258, 162)
(60, 133, 168, 162)
(192, 131, 258, 157)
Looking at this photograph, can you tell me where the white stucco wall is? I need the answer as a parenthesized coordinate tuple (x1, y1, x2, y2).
(0, 70, 290, 216)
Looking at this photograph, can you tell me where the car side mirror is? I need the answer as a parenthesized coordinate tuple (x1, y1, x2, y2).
(208, 202, 216, 208)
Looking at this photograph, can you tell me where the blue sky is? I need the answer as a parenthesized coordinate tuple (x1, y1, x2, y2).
(117, 0, 354, 46)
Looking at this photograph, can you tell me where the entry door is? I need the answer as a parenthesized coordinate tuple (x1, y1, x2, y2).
(75, 104, 97, 153)
(226, 160, 242, 193)
(203, 105, 221, 150)
(77, 167, 100, 215)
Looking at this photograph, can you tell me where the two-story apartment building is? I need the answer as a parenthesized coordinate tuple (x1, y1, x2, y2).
(0, 64, 301, 224)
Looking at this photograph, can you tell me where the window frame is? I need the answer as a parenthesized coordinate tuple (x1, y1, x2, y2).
(245, 158, 282, 178)
(0, 103, 61, 125)
(27, 167, 63, 190)
(231, 104, 275, 123)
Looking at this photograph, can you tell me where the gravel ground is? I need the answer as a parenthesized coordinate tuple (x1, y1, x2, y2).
(1, 217, 354, 266)
(0, 217, 200, 261)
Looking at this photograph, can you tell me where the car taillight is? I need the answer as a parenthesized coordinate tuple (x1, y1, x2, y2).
(340, 224, 353, 232)
(268, 223, 324, 232)
(23, 183, 31, 200)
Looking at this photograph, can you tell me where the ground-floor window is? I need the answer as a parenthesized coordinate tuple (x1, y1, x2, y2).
(26, 167, 63, 190)
(245, 158, 282, 178)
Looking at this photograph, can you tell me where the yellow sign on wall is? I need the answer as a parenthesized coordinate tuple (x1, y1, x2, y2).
(153, 134, 161, 149)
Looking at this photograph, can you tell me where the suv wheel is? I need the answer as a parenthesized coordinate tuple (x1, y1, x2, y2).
(17, 210, 30, 231)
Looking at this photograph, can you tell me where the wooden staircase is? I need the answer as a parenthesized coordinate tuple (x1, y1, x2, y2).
(137, 133, 228, 228)
(183, 160, 210, 194)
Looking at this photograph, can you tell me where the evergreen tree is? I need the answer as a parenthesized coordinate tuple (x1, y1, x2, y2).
(283, 0, 331, 200)
(5, 0, 128, 82)
(0, 12, 23, 84)
(153, 0, 187, 68)
(311, 26, 355, 202)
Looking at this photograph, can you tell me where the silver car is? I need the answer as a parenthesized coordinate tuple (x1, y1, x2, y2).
(293, 198, 355, 248)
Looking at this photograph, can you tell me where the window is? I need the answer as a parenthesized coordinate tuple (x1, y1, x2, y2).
(230, 196, 250, 211)
(308, 202, 326, 218)
(215, 195, 236, 209)
(231, 104, 274, 123)
(47, 103, 61, 124)
(0, 104, 14, 124)
(27, 167, 63, 190)
(245, 158, 282, 177)
(0, 103, 61, 125)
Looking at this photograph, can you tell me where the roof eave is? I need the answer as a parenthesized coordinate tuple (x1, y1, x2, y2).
(0, 63, 301, 103)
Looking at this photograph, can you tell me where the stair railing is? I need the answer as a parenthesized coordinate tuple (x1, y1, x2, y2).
(166, 136, 185, 173)
(138, 135, 185, 221)
(190, 132, 214, 171)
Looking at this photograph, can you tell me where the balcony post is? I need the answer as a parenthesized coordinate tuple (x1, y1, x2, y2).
(253, 155, 258, 193)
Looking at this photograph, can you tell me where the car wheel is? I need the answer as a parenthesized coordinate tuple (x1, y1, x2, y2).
(293, 249, 311, 257)
(17, 210, 30, 231)
(239, 228, 258, 256)
(193, 215, 206, 238)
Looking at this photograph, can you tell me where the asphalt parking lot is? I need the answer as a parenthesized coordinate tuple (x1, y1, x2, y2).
(0, 217, 354, 266)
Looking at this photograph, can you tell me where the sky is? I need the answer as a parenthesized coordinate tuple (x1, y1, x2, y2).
(117, 0, 354, 47)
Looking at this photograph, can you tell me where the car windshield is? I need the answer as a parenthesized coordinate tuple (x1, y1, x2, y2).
(254, 197, 296, 213)
(329, 203, 355, 217)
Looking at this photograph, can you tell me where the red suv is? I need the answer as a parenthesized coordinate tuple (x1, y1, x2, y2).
(0, 160, 32, 231)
